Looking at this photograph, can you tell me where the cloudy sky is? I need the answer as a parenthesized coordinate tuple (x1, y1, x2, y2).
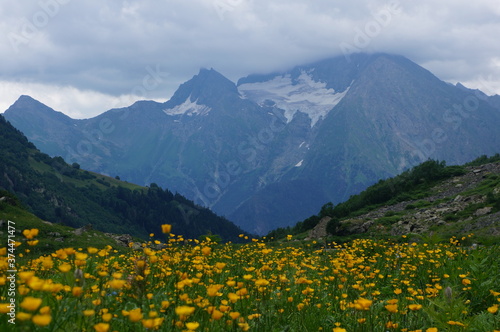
(1, 0, 499, 119)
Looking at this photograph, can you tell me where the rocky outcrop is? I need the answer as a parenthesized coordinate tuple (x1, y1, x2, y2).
(307, 163, 500, 239)
(104, 233, 139, 248)
(307, 217, 331, 239)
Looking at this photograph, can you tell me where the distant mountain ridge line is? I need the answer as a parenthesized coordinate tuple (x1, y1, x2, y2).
(0, 113, 246, 241)
(4, 53, 500, 235)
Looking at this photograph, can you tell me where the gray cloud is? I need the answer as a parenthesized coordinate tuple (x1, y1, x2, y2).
(1, 0, 499, 118)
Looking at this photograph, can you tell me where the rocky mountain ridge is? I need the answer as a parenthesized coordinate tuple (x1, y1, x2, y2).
(4, 53, 500, 234)
(308, 162, 500, 239)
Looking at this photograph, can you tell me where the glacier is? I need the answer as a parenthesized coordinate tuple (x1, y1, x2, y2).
(238, 71, 349, 127)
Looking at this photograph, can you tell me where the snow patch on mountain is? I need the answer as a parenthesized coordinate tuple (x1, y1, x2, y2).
(238, 71, 349, 127)
(163, 96, 211, 116)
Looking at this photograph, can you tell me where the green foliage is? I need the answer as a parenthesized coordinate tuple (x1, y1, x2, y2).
(301, 215, 321, 232)
(325, 218, 341, 235)
(0, 114, 246, 242)
(465, 153, 500, 166)
(326, 160, 464, 220)
(375, 215, 400, 226)
(0, 202, 132, 255)
(270, 159, 468, 239)
(198, 233, 222, 244)
(405, 200, 432, 210)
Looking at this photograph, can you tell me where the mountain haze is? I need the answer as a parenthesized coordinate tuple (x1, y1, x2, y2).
(0, 114, 245, 241)
(4, 53, 500, 234)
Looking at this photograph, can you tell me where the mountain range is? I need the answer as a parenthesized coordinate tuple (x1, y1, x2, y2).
(4, 53, 500, 234)
(0, 115, 245, 241)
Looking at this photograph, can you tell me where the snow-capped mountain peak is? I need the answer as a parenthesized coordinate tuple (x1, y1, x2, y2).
(163, 95, 211, 116)
(238, 71, 349, 127)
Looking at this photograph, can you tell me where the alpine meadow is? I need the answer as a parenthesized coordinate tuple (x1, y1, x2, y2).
(2, 1, 500, 331)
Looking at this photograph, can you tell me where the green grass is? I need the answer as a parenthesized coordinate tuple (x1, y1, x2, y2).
(1, 233, 499, 331)
(0, 202, 132, 255)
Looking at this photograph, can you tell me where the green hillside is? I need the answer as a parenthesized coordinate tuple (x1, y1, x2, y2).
(0, 192, 135, 253)
(268, 156, 500, 243)
(0, 115, 246, 242)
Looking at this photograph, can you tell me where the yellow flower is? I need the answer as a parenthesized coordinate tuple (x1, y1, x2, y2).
(229, 312, 240, 320)
(385, 321, 398, 329)
(353, 298, 372, 310)
(87, 247, 99, 254)
(185, 322, 200, 330)
(426, 328, 438, 332)
(408, 304, 423, 311)
(161, 224, 172, 233)
(487, 304, 498, 314)
(94, 323, 110, 332)
(23, 228, 39, 239)
(102, 313, 112, 322)
(255, 278, 270, 287)
(0, 303, 11, 314)
(333, 328, 347, 332)
(211, 309, 224, 320)
(238, 322, 250, 331)
(39, 306, 50, 314)
(58, 263, 72, 273)
(83, 309, 96, 316)
(17, 312, 32, 321)
(32, 314, 52, 326)
(385, 304, 398, 313)
(175, 305, 195, 316)
(109, 279, 127, 290)
(128, 308, 143, 322)
(201, 246, 211, 256)
(75, 252, 88, 260)
(207, 284, 223, 297)
(72, 286, 83, 297)
(20, 297, 43, 311)
(142, 318, 164, 329)
(18, 271, 35, 282)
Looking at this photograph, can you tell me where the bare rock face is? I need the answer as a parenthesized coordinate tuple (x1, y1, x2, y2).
(308, 217, 331, 239)
(474, 207, 493, 217)
(104, 233, 135, 248)
(325, 163, 500, 237)
(74, 224, 93, 236)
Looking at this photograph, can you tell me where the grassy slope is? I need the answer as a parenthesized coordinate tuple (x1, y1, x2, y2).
(0, 202, 133, 254)
(271, 158, 500, 245)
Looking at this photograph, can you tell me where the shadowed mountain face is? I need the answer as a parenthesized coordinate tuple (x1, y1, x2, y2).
(0, 114, 246, 241)
(5, 53, 500, 234)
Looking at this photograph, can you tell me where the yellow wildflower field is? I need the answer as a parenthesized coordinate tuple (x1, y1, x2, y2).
(1, 226, 499, 331)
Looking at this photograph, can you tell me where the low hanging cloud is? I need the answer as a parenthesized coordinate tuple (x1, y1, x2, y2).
(0, 0, 499, 118)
